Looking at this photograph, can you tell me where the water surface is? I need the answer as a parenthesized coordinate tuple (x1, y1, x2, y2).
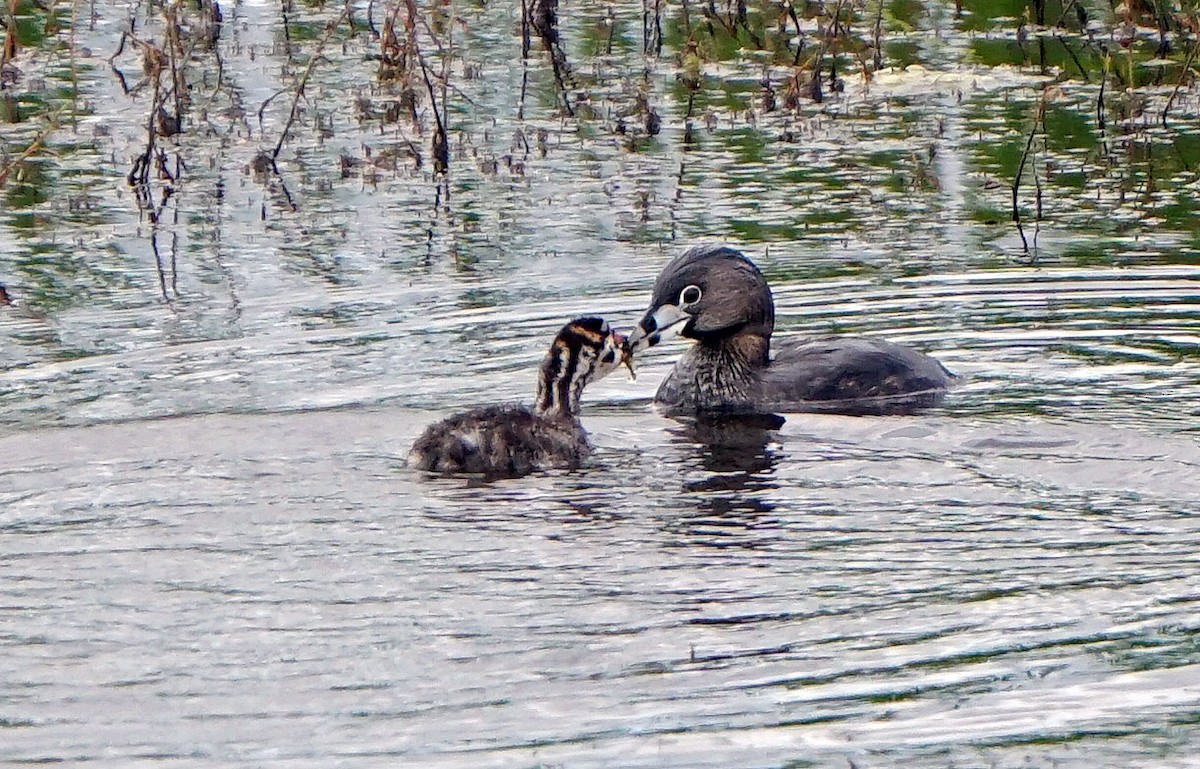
(1, 0, 1199, 766)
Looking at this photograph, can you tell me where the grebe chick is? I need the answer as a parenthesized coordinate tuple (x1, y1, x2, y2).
(627, 245, 953, 416)
(410, 316, 633, 477)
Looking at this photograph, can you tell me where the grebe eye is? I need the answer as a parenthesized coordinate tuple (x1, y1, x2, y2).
(679, 285, 702, 307)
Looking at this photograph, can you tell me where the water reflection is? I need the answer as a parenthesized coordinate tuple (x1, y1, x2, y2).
(664, 414, 786, 547)
(673, 413, 786, 479)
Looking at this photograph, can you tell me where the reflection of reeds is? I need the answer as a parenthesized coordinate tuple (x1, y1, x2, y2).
(107, 1, 218, 301)
(1012, 93, 1048, 255)
(527, 0, 575, 116)
(0, 0, 71, 186)
(110, 12, 190, 209)
(376, 1, 451, 176)
(0, 120, 53, 189)
(0, 0, 1195, 264)
(1162, 38, 1200, 126)
(643, 0, 664, 56)
(263, 1, 354, 164)
(1, 0, 18, 66)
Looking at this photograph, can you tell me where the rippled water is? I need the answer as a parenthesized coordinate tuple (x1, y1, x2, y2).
(4, 411, 1200, 767)
(2, 0, 1200, 766)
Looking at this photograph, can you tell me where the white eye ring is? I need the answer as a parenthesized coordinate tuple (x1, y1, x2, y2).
(678, 284, 702, 307)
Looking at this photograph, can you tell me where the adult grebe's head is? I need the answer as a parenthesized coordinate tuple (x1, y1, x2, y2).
(535, 316, 633, 418)
(627, 245, 774, 356)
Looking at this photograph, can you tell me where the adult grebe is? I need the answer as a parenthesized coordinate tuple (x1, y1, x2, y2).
(627, 245, 953, 416)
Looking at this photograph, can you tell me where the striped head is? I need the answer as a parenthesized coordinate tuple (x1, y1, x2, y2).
(535, 317, 632, 419)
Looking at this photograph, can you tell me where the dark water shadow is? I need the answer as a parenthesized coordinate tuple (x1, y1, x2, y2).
(674, 413, 786, 480)
(664, 413, 787, 546)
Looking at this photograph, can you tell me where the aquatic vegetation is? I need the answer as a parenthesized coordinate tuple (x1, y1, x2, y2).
(0, 0, 1196, 310)
(0, 2, 1190, 254)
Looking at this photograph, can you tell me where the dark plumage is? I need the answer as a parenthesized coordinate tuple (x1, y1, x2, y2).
(410, 317, 631, 477)
(628, 245, 954, 416)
